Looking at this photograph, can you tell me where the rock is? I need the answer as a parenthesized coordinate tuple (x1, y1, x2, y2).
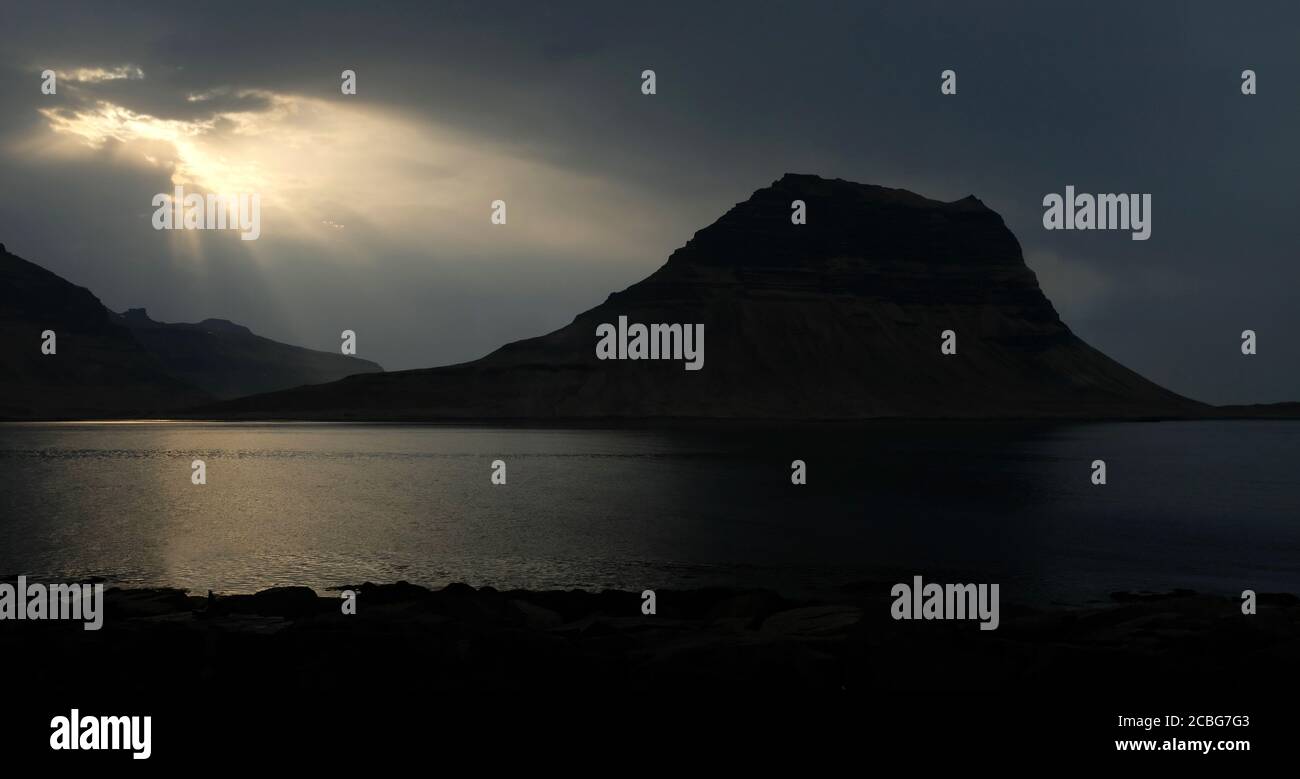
(705, 590, 787, 628)
(430, 583, 516, 623)
(761, 605, 863, 639)
(1258, 592, 1300, 607)
(1109, 589, 1198, 603)
(103, 587, 199, 619)
(246, 586, 320, 618)
(352, 581, 433, 605)
(509, 599, 563, 630)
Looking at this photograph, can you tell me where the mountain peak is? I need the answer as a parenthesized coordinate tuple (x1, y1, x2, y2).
(214, 176, 1201, 421)
(770, 173, 933, 203)
(663, 174, 1005, 273)
(769, 173, 987, 210)
(122, 307, 155, 324)
(197, 318, 253, 336)
(119, 309, 252, 337)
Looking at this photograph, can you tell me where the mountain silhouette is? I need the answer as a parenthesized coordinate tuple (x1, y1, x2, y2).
(210, 174, 1207, 420)
(0, 243, 209, 417)
(0, 243, 381, 418)
(117, 307, 382, 401)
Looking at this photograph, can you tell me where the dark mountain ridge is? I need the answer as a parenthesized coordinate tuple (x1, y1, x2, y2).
(0, 243, 381, 418)
(210, 174, 1210, 421)
(117, 307, 382, 401)
(0, 243, 208, 418)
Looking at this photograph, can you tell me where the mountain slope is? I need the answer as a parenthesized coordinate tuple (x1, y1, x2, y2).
(0, 243, 383, 418)
(0, 243, 210, 418)
(117, 308, 382, 401)
(212, 174, 1205, 420)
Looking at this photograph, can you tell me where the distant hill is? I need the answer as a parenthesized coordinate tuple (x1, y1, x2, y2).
(0, 243, 209, 418)
(0, 243, 381, 419)
(117, 308, 382, 401)
(209, 174, 1210, 421)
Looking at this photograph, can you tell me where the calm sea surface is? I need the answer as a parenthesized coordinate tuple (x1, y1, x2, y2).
(1, 421, 1297, 604)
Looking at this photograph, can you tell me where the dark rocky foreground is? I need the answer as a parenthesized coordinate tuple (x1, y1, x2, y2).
(6, 581, 1298, 698)
(4, 581, 1294, 764)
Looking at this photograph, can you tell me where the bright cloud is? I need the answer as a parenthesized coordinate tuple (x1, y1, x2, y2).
(24, 81, 667, 261)
(57, 65, 145, 83)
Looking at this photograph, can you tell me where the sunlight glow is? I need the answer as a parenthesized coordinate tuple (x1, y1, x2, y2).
(22, 79, 666, 263)
(57, 65, 145, 83)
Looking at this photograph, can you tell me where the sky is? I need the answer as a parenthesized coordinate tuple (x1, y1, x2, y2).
(0, 1, 1297, 405)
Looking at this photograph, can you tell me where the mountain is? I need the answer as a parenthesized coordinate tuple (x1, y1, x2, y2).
(210, 174, 1206, 421)
(0, 243, 382, 418)
(116, 308, 382, 401)
(0, 243, 210, 418)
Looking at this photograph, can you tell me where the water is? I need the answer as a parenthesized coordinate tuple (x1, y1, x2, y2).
(0, 420, 1297, 604)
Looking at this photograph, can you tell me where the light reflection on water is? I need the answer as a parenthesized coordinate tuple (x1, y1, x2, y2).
(1, 420, 1297, 604)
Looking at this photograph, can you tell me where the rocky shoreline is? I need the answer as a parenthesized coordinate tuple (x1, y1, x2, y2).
(4, 580, 1298, 697)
